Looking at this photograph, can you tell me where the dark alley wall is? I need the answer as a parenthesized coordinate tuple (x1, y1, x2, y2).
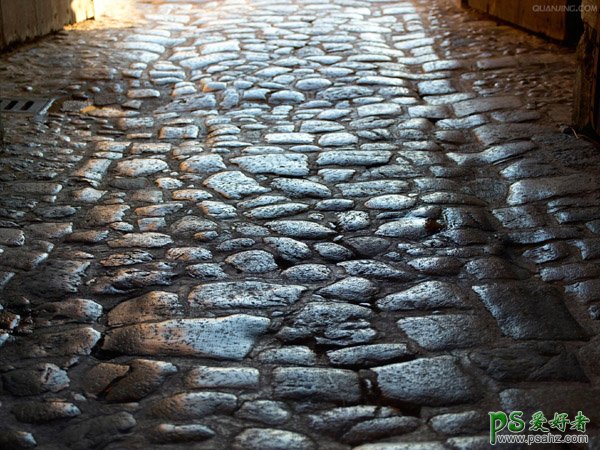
(0, 0, 95, 50)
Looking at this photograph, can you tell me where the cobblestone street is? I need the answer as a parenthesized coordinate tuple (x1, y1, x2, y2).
(1, 0, 600, 448)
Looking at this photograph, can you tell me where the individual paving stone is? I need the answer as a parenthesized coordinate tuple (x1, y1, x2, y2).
(472, 281, 586, 340)
(565, 279, 600, 302)
(159, 125, 200, 139)
(266, 220, 336, 239)
(0, 430, 37, 448)
(35, 298, 102, 325)
(341, 416, 421, 445)
(180, 155, 226, 173)
(232, 428, 315, 450)
(236, 400, 290, 425)
(318, 277, 378, 302)
(108, 232, 173, 248)
(337, 180, 408, 197)
(373, 356, 481, 406)
(318, 132, 358, 146)
(232, 154, 309, 176)
(407, 256, 463, 276)
(171, 216, 217, 234)
(300, 120, 344, 133)
(108, 291, 182, 326)
(344, 237, 391, 257)
(448, 141, 535, 166)
(189, 281, 305, 309)
(103, 315, 270, 360)
(187, 263, 227, 280)
(336, 211, 370, 232)
(172, 189, 213, 201)
(83, 362, 129, 395)
(166, 247, 212, 262)
(397, 314, 493, 351)
(270, 90, 306, 104)
(282, 264, 332, 283)
(507, 175, 599, 205)
(452, 96, 521, 117)
(12, 401, 80, 423)
(26, 222, 73, 239)
(0, 248, 48, 271)
(272, 178, 332, 198)
(318, 86, 374, 101)
(257, 346, 318, 366)
(84, 205, 130, 226)
(12, 182, 62, 195)
(429, 411, 488, 435)
(339, 260, 410, 280)
(225, 250, 278, 273)
(314, 242, 354, 261)
(72, 187, 107, 203)
(376, 217, 438, 239)
(316, 199, 355, 211)
(296, 78, 332, 91)
(101, 250, 153, 266)
(500, 387, 600, 424)
(204, 171, 269, 199)
(152, 392, 237, 419)
(66, 229, 111, 243)
(473, 123, 550, 146)
(418, 79, 455, 95)
(28, 260, 90, 296)
(365, 195, 416, 210)
(185, 366, 259, 389)
(465, 257, 520, 280)
(114, 158, 169, 176)
(327, 344, 414, 368)
(265, 133, 315, 145)
(2, 363, 69, 396)
(272, 367, 361, 403)
(0, 228, 25, 246)
(13, 327, 101, 358)
(469, 342, 587, 382)
(357, 103, 402, 117)
(60, 412, 136, 450)
(317, 150, 391, 166)
(278, 302, 376, 346)
(264, 237, 312, 261)
(245, 203, 310, 220)
(104, 359, 178, 402)
(492, 205, 546, 229)
(152, 423, 215, 443)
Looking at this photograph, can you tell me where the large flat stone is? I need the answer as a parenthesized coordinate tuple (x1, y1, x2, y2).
(188, 281, 306, 309)
(273, 367, 361, 403)
(103, 315, 270, 360)
(373, 356, 481, 406)
(472, 281, 586, 340)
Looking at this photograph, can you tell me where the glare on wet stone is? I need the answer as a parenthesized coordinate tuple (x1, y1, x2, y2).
(0, 0, 596, 448)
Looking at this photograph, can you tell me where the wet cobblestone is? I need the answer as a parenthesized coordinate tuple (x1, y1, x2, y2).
(0, 0, 599, 447)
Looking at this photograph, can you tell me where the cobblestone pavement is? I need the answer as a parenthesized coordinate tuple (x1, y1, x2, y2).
(1, 0, 600, 448)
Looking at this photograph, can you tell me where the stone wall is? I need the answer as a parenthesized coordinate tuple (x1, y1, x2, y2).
(573, 0, 600, 135)
(0, 0, 95, 49)
(462, 0, 579, 42)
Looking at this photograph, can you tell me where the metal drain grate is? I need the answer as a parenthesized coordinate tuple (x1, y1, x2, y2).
(0, 98, 54, 115)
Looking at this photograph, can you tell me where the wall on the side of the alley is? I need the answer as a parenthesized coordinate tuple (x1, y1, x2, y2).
(464, 0, 572, 41)
(0, 0, 95, 50)
(573, 0, 600, 135)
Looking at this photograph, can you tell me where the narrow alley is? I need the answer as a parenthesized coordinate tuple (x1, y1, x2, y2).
(0, 0, 599, 448)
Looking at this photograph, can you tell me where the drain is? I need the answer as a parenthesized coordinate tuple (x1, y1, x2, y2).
(0, 98, 54, 115)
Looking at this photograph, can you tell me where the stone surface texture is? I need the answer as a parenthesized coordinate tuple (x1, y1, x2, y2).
(0, 0, 598, 448)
